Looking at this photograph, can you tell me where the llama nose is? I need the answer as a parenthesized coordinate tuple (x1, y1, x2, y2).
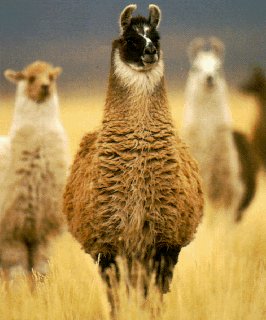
(206, 75, 214, 86)
(144, 44, 157, 55)
(41, 84, 49, 94)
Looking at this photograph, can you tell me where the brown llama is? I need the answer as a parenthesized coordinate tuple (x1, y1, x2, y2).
(241, 67, 266, 170)
(64, 4, 203, 296)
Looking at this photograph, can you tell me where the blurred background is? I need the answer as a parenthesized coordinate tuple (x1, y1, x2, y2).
(0, 0, 265, 95)
(0, 0, 265, 155)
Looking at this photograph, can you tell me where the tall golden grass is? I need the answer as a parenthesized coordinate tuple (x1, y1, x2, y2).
(0, 91, 265, 319)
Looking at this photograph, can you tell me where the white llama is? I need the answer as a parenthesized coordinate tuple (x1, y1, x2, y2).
(0, 61, 69, 278)
(0, 137, 10, 184)
(182, 37, 257, 221)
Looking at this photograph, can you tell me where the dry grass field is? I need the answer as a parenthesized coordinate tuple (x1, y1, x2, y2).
(0, 90, 265, 320)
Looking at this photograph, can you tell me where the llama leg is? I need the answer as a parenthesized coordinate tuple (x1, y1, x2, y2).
(0, 240, 29, 278)
(152, 245, 181, 294)
(31, 242, 50, 277)
(96, 252, 119, 317)
(235, 206, 245, 222)
(97, 252, 119, 286)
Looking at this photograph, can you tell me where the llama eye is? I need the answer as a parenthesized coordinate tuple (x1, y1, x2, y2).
(28, 76, 36, 83)
(126, 38, 136, 46)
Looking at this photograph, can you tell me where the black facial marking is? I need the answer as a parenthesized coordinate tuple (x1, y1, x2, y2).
(116, 17, 161, 69)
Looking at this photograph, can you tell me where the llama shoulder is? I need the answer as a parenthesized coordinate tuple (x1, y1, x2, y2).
(64, 131, 98, 198)
(63, 131, 98, 228)
(173, 136, 204, 245)
(175, 135, 203, 206)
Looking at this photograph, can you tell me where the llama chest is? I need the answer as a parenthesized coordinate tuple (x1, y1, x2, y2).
(89, 129, 182, 250)
(0, 129, 68, 241)
(184, 123, 243, 207)
(0, 137, 10, 185)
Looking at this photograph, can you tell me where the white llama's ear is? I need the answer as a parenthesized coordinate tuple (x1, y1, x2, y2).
(119, 4, 137, 32)
(51, 67, 62, 79)
(209, 37, 225, 60)
(4, 69, 26, 83)
(149, 4, 161, 29)
(187, 38, 205, 63)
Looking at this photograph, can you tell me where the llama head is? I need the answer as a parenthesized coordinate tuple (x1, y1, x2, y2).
(241, 67, 266, 96)
(187, 37, 225, 90)
(115, 4, 161, 71)
(4, 61, 62, 103)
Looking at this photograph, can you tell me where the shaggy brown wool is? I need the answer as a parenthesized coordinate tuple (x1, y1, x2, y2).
(64, 59, 203, 266)
(64, 5, 203, 296)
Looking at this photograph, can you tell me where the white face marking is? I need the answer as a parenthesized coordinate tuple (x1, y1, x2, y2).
(140, 25, 152, 47)
(194, 52, 221, 74)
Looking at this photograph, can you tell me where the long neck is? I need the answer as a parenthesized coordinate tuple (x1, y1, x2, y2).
(102, 48, 172, 132)
(10, 82, 60, 135)
(183, 74, 232, 128)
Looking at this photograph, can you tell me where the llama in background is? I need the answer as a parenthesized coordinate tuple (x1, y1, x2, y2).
(0, 61, 69, 278)
(0, 137, 10, 184)
(241, 67, 266, 170)
(64, 4, 203, 299)
(182, 37, 258, 222)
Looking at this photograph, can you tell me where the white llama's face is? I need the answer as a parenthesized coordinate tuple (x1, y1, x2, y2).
(4, 61, 62, 103)
(190, 52, 223, 90)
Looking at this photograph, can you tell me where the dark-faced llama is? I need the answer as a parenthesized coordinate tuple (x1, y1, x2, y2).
(64, 4, 203, 299)
(182, 37, 258, 222)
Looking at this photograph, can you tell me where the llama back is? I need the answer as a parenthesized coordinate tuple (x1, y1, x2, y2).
(241, 67, 266, 169)
(232, 131, 259, 219)
(253, 124, 266, 169)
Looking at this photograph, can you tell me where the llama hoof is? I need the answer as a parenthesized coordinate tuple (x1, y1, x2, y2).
(9, 265, 27, 279)
(33, 261, 49, 279)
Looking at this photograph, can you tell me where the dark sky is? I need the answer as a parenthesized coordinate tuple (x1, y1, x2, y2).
(0, 0, 265, 94)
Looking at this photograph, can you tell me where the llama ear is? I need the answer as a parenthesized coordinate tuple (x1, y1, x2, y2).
(52, 67, 62, 79)
(149, 4, 161, 29)
(209, 37, 225, 60)
(187, 38, 205, 63)
(119, 4, 137, 32)
(4, 69, 26, 83)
